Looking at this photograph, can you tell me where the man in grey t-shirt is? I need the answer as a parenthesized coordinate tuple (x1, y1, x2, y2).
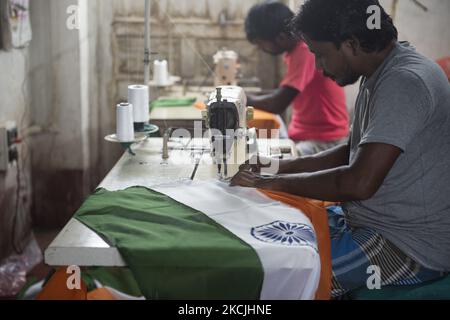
(344, 40, 450, 272)
(231, 0, 450, 297)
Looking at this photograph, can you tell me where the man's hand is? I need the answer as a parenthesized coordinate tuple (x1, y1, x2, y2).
(238, 155, 279, 174)
(230, 170, 276, 189)
(231, 155, 284, 188)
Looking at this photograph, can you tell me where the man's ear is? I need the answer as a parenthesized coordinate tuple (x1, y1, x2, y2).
(277, 32, 289, 42)
(342, 37, 361, 56)
(276, 32, 291, 45)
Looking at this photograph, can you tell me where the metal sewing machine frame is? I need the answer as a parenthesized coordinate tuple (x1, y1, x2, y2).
(203, 86, 256, 180)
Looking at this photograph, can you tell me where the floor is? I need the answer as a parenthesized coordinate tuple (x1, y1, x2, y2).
(1, 228, 61, 300)
(30, 228, 61, 281)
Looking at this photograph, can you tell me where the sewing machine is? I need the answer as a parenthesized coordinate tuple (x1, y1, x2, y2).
(203, 86, 256, 180)
(213, 49, 240, 86)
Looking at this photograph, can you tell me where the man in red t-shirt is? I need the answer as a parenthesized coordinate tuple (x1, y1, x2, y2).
(245, 1, 349, 155)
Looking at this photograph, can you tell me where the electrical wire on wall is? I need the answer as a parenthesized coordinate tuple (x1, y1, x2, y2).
(411, 0, 428, 12)
(12, 156, 23, 254)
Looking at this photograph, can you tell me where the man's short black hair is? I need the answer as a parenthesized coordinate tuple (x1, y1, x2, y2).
(245, 1, 294, 43)
(291, 0, 398, 53)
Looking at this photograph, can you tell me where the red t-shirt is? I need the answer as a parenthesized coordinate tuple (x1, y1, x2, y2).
(281, 41, 349, 142)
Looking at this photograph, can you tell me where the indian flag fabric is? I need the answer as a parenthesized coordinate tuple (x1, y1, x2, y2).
(75, 180, 321, 300)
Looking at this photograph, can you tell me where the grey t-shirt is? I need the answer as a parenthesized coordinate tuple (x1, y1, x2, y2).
(343, 42, 450, 271)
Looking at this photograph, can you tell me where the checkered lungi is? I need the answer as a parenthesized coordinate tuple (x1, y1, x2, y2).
(327, 206, 447, 298)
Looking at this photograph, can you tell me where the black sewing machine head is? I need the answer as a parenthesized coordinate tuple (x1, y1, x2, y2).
(207, 87, 240, 136)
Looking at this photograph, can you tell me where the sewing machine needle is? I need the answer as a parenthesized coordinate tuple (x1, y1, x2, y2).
(190, 152, 203, 181)
(190, 162, 200, 181)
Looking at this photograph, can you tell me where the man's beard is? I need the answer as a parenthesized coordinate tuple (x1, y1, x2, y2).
(335, 74, 361, 87)
(324, 68, 360, 87)
(265, 49, 285, 56)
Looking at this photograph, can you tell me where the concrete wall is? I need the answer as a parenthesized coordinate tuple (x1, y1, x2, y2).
(110, 0, 284, 102)
(0, 0, 108, 256)
(0, 48, 32, 260)
(94, 0, 125, 184)
(8, 0, 122, 228)
(28, 0, 112, 227)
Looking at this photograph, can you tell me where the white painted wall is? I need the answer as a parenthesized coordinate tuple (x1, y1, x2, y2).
(388, 0, 450, 60)
(0, 48, 32, 259)
(29, 0, 89, 171)
(92, 0, 123, 186)
(27, 0, 109, 226)
(0, 50, 29, 124)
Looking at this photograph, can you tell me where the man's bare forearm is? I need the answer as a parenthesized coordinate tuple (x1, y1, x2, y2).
(259, 143, 400, 202)
(247, 86, 298, 115)
(263, 166, 362, 202)
(232, 142, 400, 204)
(278, 142, 350, 174)
(247, 93, 282, 114)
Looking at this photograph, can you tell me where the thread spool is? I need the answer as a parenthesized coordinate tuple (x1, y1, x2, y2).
(128, 84, 150, 131)
(116, 102, 135, 142)
(153, 60, 169, 86)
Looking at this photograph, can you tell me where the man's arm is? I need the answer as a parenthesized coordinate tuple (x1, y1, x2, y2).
(247, 86, 298, 115)
(241, 141, 350, 175)
(278, 142, 350, 174)
(231, 143, 402, 202)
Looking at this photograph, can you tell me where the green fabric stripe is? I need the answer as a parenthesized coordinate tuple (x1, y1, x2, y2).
(150, 97, 196, 108)
(75, 187, 263, 300)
